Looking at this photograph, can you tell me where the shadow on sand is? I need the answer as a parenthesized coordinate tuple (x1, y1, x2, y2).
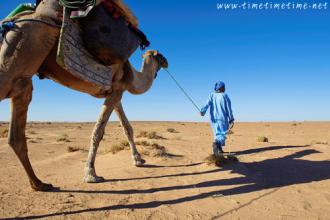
(3, 145, 330, 220)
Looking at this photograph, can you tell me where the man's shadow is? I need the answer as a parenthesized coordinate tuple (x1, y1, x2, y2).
(4, 146, 330, 220)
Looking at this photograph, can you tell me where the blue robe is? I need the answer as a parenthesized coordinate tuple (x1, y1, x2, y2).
(201, 92, 234, 145)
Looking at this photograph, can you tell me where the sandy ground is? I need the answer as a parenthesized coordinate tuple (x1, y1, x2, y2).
(0, 122, 329, 220)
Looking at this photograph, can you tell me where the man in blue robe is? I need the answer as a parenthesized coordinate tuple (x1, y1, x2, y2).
(200, 81, 234, 159)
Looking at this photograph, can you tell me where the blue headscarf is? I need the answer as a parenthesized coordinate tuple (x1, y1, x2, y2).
(214, 81, 225, 91)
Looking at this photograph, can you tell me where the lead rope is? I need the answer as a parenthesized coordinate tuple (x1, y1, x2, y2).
(163, 68, 201, 113)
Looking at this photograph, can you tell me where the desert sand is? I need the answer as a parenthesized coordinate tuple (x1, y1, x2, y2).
(0, 122, 329, 219)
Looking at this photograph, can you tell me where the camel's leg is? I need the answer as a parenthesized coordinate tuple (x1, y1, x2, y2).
(115, 102, 146, 166)
(0, 14, 59, 101)
(8, 78, 53, 191)
(84, 92, 123, 183)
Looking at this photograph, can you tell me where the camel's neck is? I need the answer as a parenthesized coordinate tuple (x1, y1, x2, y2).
(127, 58, 159, 95)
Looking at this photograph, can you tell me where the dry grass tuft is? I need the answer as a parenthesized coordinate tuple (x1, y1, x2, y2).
(136, 141, 177, 158)
(167, 128, 179, 133)
(120, 140, 130, 147)
(67, 146, 87, 153)
(257, 136, 269, 143)
(150, 144, 168, 157)
(147, 131, 165, 140)
(57, 134, 71, 142)
(136, 131, 165, 140)
(106, 140, 130, 154)
(135, 141, 152, 147)
(0, 128, 8, 138)
(312, 140, 328, 145)
(108, 145, 125, 154)
(28, 139, 38, 144)
(28, 130, 37, 135)
(204, 154, 238, 166)
(136, 131, 148, 138)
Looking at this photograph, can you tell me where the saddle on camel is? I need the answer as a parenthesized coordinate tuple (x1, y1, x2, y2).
(1, 0, 150, 91)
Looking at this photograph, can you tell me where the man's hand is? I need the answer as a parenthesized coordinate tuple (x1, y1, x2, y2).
(200, 111, 205, 117)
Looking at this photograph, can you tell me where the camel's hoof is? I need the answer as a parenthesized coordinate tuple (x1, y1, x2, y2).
(135, 158, 146, 167)
(84, 175, 105, 183)
(32, 182, 54, 192)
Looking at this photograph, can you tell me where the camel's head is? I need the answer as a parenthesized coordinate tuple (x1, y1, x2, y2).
(143, 50, 169, 70)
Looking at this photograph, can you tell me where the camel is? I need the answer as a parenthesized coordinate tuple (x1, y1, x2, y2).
(0, 0, 168, 191)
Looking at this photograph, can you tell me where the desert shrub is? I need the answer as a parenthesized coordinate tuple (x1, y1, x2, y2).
(67, 146, 86, 153)
(136, 131, 165, 140)
(135, 141, 151, 146)
(204, 154, 238, 167)
(141, 150, 150, 156)
(257, 136, 269, 143)
(147, 131, 165, 140)
(0, 128, 8, 138)
(312, 140, 328, 145)
(167, 128, 178, 133)
(28, 130, 37, 135)
(120, 140, 130, 147)
(106, 140, 130, 154)
(148, 143, 172, 158)
(57, 134, 71, 142)
(108, 144, 125, 154)
(136, 131, 148, 138)
(28, 139, 38, 144)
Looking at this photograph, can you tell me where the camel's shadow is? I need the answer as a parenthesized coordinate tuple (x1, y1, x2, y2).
(4, 145, 330, 220)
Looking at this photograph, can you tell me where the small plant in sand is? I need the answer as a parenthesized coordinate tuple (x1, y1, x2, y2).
(120, 140, 130, 147)
(204, 154, 238, 167)
(135, 140, 152, 147)
(147, 131, 165, 140)
(107, 140, 130, 154)
(136, 131, 165, 140)
(28, 130, 37, 135)
(136, 131, 148, 138)
(167, 128, 179, 133)
(257, 136, 269, 143)
(57, 134, 71, 142)
(28, 139, 38, 144)
(149, 143, 177, 158)
(0, 128, 8, 138)
(67, 146, 87, 153)
(311, 140, 328, 145)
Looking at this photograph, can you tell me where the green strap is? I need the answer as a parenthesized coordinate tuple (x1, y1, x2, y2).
(6, 3, 36, 19)
(59, 0, 96, 9)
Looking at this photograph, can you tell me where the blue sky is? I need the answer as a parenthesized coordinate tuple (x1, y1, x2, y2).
(0, 0, 329, 122)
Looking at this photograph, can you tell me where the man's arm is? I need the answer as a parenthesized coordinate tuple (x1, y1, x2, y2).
(225, 95, 234, 123)
(200, 94, 212, 116)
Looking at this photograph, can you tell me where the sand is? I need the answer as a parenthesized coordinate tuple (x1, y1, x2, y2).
(0, 122, 329, 219)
